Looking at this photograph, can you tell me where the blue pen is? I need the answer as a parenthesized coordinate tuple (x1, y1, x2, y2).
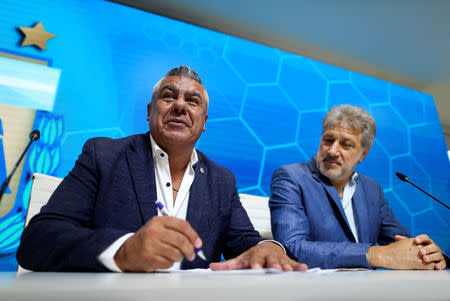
(155, 200, 207, 261)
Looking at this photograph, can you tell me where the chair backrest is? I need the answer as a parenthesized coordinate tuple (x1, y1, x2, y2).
(17, 173, 63, 274)
(239, 193, 272, 239)
(24, 173, 63, 226)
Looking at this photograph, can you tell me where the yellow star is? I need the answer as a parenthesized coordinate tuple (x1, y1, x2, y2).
(19, 22, 56, 50)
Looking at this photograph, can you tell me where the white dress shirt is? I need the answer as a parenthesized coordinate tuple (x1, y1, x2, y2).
(98, 134, 197, 271)
(340, 172, 359, 243)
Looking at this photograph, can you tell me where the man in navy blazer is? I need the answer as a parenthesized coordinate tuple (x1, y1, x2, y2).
(270, 105, 447, 270)
(17, 66, 307, 272)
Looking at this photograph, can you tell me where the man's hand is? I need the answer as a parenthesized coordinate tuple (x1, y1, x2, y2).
(395, 234, 446, 270)
(414, 234, 446, 270)
(114, 216, 202, 272)
(367, 236, 434, 270)
(209, 241, 308, 271)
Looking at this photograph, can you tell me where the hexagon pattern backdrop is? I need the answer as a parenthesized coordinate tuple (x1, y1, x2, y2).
(0, 0, 448, 271)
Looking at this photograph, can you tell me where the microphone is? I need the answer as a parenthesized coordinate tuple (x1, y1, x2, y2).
(395, 172, 449, 210)
(0, 129, 41, 203)
(29, 129, 40, 141)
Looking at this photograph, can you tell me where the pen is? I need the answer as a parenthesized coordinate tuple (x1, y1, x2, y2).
(154, 200, 207, 261)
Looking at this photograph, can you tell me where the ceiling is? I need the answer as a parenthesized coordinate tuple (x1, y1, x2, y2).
(111, 0, 450, 147)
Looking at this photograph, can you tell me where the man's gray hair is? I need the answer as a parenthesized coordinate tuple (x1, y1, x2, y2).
(322, 104, 376, 148)
(151, 65, 209, 108)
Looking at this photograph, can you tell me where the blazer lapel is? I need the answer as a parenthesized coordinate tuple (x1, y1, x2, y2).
(321, 182, 354, 240)
(185, 157, 206, 233)
(308, 158, 355, 242)
(182, 154, 208, 269)
(126, 133, 157, 224)
(352, 179, 369, 243)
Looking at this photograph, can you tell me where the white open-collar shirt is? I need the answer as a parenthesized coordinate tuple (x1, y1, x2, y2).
(341, 172, 359, 243)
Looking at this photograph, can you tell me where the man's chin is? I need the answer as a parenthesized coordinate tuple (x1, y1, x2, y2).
(319, 167, 342, 180)
(156, 128, 202, 147)
(161, 132, 196, 145)
(165, 136, 190, 144)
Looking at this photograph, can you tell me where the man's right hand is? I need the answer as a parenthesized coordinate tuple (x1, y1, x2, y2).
(114, 216, 202, 272)
(367, 237, 434, 270)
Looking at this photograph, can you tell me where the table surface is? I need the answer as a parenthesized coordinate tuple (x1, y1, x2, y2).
(1, 270, 449, 301)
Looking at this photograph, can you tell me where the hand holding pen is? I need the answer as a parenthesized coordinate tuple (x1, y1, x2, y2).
(114, 202, 205, 272)
(155, 200, 206, 260)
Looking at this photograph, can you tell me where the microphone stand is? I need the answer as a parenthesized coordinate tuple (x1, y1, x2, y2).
(0, 130, 40, 203)
(396, 172, 449, 210)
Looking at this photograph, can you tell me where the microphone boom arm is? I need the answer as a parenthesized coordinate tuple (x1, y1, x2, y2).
(396, 172, 449, 210)
(406, 180, 450, 210)
(0, 130, 40, 203)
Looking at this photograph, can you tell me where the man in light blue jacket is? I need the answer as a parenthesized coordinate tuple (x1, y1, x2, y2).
(269, 104, 447, 270)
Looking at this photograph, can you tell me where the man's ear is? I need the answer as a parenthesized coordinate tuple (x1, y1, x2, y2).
(202, 113, 208, 132)
(359, 146, 371, 163)
(147, 102, 152, 122)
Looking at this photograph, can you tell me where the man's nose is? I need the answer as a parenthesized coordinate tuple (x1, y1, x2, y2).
(328, 141, 340, 156)
(173, 96, 187, 113)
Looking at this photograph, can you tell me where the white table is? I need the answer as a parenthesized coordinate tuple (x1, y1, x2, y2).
(0, 270, 449, 301)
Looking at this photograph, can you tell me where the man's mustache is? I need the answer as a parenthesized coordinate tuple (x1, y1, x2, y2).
(323, 156, 341, 165)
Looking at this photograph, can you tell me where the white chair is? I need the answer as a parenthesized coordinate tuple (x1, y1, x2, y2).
(239, 193, 273, 239)
(17, 173, 63, 274)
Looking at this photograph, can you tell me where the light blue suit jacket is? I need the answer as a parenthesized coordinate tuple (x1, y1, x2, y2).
(269, 157, 410, 269)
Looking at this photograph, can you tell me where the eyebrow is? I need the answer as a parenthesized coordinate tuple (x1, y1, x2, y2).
(322, 134, 356, 143)
(185, 91, 203, 100)
(160, 85, 178, 94)
(160, 85, 203, 101)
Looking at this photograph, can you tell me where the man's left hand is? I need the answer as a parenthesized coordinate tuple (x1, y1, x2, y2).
(209, 241, 308, 271)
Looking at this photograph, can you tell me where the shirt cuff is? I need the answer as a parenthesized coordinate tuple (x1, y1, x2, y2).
(97, 233, 134, 272)
(257, 240, 286, 254)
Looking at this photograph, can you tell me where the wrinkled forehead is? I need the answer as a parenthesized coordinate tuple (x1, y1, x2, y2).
(156, 76, 209, 105)
(322, 125, 363, 142)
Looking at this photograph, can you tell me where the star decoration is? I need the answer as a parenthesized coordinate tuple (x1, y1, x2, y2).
(19, 22, 56, 50)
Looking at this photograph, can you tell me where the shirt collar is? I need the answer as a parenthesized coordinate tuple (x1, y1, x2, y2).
(149, 134, 198, 165)
(349, 172, 358, 185)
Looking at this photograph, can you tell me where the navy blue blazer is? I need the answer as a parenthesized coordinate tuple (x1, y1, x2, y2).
(17, 133, 262, 271)
(269, 157, 410, 269)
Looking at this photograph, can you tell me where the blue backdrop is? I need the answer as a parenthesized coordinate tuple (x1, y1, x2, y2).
(0, 0, 448, 271)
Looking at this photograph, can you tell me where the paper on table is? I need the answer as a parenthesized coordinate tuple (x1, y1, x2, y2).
(157, 268, 299, 274)
(157, 267, 369, 274)
(306, 267, 370, 273)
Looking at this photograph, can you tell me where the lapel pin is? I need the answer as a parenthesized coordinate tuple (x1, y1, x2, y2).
(200, 167, 205, 174)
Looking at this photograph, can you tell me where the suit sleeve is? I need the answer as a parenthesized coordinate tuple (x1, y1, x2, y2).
(16, 139, 130, 271)
(374, 183, 411, 245)
(222, 176, 263, 259)
(269, 166, 372, 269)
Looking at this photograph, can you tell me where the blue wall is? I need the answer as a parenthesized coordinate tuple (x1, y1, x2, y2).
(0, 0, 448, 271)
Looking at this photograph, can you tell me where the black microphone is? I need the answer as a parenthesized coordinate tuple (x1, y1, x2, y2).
(395, 172, 449, 210)
(29, 129, 40, 142)
(0, 129, 41, 203)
